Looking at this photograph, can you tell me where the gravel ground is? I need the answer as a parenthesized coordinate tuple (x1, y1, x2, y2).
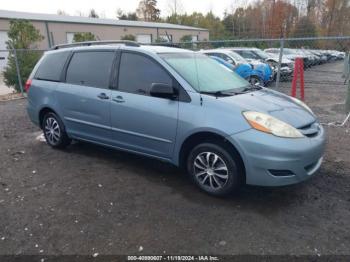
(0, 75, 14, 96)
(0, 61, 349, 257)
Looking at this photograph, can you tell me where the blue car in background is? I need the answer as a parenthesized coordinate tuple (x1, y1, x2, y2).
(209, 56, 265, 86)
(251, 60, 273, 84)
(200, 49, 272, 86)
(230, 50, 274, 84)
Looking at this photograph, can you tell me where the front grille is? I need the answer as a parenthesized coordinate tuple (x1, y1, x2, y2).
(269, 170, 295, 177)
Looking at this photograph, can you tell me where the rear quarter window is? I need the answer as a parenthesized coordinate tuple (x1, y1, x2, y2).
(35, 51, 70, 82)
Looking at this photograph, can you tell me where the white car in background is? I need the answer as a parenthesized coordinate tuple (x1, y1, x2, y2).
(231, 47, 294, 79)
(265, 48, 310, 68)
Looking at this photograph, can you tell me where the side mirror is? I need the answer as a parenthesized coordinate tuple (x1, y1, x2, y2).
(150, 83, 177, 100)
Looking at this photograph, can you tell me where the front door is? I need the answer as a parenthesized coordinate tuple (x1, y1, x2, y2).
(110, 51, 178, 159)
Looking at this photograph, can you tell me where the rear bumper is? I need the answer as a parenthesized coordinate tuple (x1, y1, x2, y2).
(228, 125, 326, 186)
(27, 103, 40, 127)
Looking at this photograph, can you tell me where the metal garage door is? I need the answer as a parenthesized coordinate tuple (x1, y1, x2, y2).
(0, 31, 9, 72)
(136, 34, 152, 44)
(66, 33, 75, 44)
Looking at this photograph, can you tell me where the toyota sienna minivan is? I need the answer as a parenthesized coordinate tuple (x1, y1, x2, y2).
(26, 41, 326, 196)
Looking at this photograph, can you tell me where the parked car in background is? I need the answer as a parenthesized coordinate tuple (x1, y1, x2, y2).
(329, 50, 345, 60)
(200, 49, 273, 86)
(296, 49, 319, 66)
(308, 50, 328, 64)
(26, 41, 326, 196)
(229, 50, 274, 84)
(231, 47, 294, 80)
(265, 48, 310, 68)
(208, 55, 265, 86)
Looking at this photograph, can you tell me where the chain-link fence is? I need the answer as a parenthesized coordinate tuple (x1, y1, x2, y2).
(0, 36, 349, 98)
(162, 36, 350, 91)
(0, 49, 45, 96)
(165, 36, 349, 125)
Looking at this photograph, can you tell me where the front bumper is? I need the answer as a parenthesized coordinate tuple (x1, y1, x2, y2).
(280, 66, 293, 76)
(228, 125, 326, 186)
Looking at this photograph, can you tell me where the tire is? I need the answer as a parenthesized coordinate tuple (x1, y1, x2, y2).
(187, 143, 243, 196)
(42, 112, 71, 149)
(249, 75, 263, 87)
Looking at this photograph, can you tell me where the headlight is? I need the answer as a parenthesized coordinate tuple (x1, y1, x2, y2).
(243, 111, 304, 138)
(290, 97, 314, 116)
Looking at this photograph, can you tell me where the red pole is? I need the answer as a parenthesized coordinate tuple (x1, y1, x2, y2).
(299, 59, 305, 101)
(291, 58, 299, 97)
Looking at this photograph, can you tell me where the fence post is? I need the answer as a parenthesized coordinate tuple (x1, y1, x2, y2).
(13, 48, 24, 96)
(275, 37, 284, 89)
(344, 52, 350, 113)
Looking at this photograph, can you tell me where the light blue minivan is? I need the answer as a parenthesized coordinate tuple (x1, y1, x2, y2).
(26, 41, 326, 196)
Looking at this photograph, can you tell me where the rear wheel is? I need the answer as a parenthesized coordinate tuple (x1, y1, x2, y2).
(187, 143, 242, 196)
(42, 112, 71, 148)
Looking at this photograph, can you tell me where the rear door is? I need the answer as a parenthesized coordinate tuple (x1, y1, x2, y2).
(109, 51, 179, 159)
(56, 50, 116, 144)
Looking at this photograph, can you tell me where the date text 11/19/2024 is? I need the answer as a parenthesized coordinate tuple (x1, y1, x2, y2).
(127, 255, 220, 261)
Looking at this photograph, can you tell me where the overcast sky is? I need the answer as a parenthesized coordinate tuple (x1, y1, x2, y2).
(1, 0, 252, 19)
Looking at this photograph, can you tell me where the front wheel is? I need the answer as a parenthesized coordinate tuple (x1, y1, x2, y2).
(42, 112, 71, 149)
(187, 143, 242, 196)
(248, 75, 263, 86)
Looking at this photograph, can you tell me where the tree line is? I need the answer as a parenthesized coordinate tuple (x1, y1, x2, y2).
(68, 0, 349, 40)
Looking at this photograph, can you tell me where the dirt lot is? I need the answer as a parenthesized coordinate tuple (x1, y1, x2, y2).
(0, 61, 349, 257)
(0, 75, 15, 96)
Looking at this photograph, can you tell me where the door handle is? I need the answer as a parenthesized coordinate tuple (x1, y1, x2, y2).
(97, 93, 109, 100)
(112, 96, 125, 103)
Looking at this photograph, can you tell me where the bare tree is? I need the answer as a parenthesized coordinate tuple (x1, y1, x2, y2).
(89, 9, 99, 18)
(117, 8, 138, 21)
(57, 10, 69, 16)
(136, 0, 160, 21)
(167, 0, 184, 16)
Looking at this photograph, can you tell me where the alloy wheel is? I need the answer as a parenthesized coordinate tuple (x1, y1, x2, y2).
(193, 152, 229, 190)
(44, 117, 61, 145)
(249, 76, 261, 86)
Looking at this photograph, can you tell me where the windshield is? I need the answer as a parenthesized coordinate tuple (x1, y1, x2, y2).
(160, 52, 249, 93)
(284, 49, 297, 55)
(253, 49, 269, 59)
(227, 51, 248, 63)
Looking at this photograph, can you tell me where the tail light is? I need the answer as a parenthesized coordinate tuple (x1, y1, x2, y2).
(24, 79, 32, 92)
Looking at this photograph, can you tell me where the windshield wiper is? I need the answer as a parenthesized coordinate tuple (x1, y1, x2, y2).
(240, 85, 263, 93)
(199, 90, 243, 97)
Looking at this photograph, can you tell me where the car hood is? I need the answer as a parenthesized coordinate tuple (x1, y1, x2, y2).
(219, 89, 315, 128)
(247, 59, 265, 65)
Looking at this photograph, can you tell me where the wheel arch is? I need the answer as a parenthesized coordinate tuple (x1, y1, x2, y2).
(178, 131, 246, 183)
(38, 107, 58, 129)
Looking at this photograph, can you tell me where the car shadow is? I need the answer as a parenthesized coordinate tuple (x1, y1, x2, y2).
(60, 140, 310, 212)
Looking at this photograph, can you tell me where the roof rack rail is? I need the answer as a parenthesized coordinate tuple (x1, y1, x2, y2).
(51, 40, 141, 50)
(149, 43, 181, 48)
